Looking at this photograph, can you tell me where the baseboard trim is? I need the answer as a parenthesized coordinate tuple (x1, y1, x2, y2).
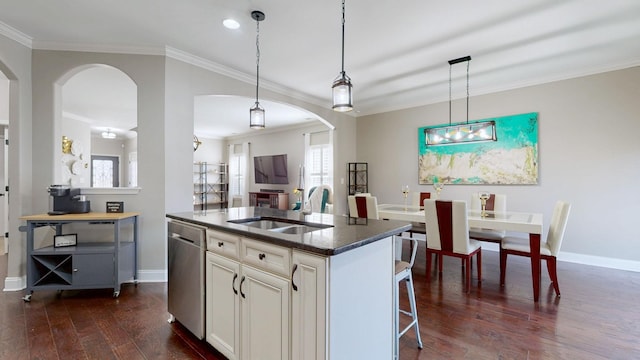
(2, 270, 168, 292)
(480, 241, 640, 272)
(3, 275, 26, 291)
(558, 252, 640, 272)
(136, 270, 167, 283)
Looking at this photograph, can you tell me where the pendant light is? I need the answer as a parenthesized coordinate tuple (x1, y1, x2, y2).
(249, 10, 266, 129)
(101, 128, 116, 139)
(424, 56, 497, 146)
(332, 0, 353, 112)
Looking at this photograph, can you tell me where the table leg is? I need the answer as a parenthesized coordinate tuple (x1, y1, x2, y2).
(529, 233, 541, 302)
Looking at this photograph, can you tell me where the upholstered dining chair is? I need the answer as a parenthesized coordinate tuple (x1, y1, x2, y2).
(411, 192, 432, 207)
(348, 194, 379, 219)
(423, 199, 482, 293)
(500, 200, 571, 296)
(469, 192, 507, 243)
(395, 236, 423, 357)
(407, 192, 431, 238)
(307, 185, 333, 213)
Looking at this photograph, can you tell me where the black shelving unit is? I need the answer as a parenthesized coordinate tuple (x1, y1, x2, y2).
(347, 162, 368, 195)
(194, 162, 228, 210)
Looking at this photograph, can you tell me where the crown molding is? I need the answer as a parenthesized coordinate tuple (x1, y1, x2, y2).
(32, 40, 165, 56)
(0, 20, 338, 115)
(164, 46, 330, 112)
(0, 21, 32, 48)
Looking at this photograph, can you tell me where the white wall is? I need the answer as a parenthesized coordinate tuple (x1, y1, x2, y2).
(227, 123, 330, 196)
(60, 117, 91, 187)
(193, 137, 225, 164)
(357, 66, 640, 268)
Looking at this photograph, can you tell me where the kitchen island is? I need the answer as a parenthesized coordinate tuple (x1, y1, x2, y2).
(167, 207, 411, 360)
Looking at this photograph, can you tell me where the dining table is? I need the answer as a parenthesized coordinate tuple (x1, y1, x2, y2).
(378, 204, 545, 302)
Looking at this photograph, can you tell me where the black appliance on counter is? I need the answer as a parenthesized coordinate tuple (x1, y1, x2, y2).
(48, 185, 91, 215)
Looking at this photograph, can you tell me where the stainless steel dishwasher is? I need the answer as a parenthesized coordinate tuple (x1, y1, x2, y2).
(167, 219, 206, 339)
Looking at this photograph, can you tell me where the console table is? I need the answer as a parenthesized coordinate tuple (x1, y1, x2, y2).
(20, 212, 139, 301)
(249, 192, 289, 210)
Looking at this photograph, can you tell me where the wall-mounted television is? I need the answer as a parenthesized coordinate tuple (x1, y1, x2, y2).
(254, 154, 289, 184)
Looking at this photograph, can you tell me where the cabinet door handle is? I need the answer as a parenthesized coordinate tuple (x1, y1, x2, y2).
(291, 264, 298, 291)
(239, 276, 246, 298)
(218, 241, 224, 247)
(232, 273, 238, 295)
(258, 253, 266, 260)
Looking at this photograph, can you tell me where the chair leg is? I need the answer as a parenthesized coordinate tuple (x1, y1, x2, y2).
(438, 254, 443, 274)
(547, 257, 560, 296)
(465, 257, 471, 293)
(476, 250, 482, 286)
(426, 249, 432, 282)
(500, 249, 507, 287)
(405, 272, 423, 349)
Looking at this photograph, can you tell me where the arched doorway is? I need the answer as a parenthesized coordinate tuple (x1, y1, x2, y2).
(59, 65, 137, 188)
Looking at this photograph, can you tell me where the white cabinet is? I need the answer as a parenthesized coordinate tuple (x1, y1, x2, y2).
(205, 229, 394, 360)
(291, 250, 327, 360)
(240, 265, 290, 360)
(206, 252, 240, 360)
(206, 230, 291, 360)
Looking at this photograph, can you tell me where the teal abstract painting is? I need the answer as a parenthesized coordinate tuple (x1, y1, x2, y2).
(418, 112, 538, 184)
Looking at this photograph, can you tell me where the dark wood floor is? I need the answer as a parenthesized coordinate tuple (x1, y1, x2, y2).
(2, 243, 640, 359)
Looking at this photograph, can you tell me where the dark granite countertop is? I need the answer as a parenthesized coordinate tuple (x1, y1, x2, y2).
(166, 207, 411, 256)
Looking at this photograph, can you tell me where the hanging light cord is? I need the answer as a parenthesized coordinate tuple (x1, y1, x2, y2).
(466, 59, 470, 124)
(340, 0, 346, 75)
(448, 64, 452, 126)
(447, 56, 472, 125)
(255, 18, 261, 104)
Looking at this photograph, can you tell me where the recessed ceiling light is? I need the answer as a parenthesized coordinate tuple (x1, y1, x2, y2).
(223, 18, 240, 30)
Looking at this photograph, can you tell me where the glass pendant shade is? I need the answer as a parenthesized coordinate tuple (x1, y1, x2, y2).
(425, 120, 497, 146)
(332, 72, 353, 112)
(249, 102, 265, 129)
(101, 129, 116, 139)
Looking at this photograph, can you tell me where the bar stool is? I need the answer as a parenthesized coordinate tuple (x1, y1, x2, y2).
(395, 236, 423, 357)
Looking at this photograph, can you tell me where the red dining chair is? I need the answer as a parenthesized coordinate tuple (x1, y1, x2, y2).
(469, 192, 507, 243)
(424, 199, 482, 293)
(500, 200, 571, 296)
(348, 194, 379, 219)
(407, 192, 430, 237)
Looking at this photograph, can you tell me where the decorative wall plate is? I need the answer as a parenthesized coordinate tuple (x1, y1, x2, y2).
(71, 160, 83, 175)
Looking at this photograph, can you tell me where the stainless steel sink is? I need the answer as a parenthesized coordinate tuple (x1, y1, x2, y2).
(269, 225, 318, 234)
(227, 217, 333, 234)
(241, 220, 293, 230)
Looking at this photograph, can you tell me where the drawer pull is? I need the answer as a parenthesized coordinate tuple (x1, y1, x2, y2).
(291, 264, 298, 292)
(232, 273, 238, 295)
(240, 276, 246, 298)
(218, 241, 224, 247)
(258, 253, 266, 260)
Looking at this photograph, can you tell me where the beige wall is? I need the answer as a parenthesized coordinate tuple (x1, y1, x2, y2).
(7, 34, 636, 287)
(0, 33, 33, 288)
(357, 66, 640, 267)
(164, 57, 355, 217)
(29, 50, 167, 279)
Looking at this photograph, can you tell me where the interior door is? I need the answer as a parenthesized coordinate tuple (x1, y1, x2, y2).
(0, 127, 7, 254)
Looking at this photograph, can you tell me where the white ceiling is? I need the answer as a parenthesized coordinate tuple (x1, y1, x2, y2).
(2, 0, 640, 137)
